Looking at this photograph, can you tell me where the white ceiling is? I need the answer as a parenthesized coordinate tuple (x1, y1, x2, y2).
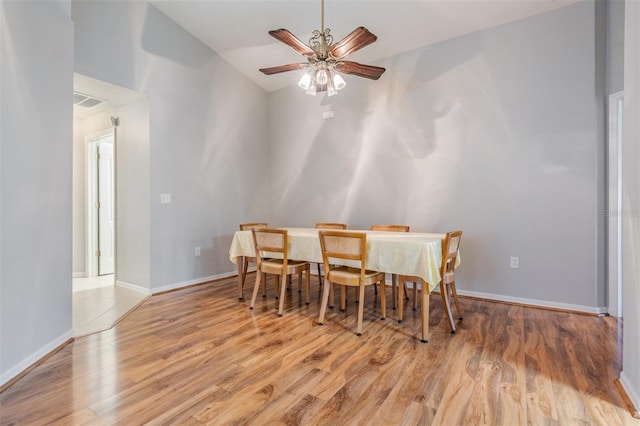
(150, 0, 581, 92)
(73, 73, 146, 119)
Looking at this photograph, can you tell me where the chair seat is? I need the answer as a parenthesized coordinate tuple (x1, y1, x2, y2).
(328, 266, 385, 286)
(260, 259, 309, 275)
(262, 258, 307, 268)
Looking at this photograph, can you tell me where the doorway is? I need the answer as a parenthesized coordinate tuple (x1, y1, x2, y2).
(72, 73, 149, 336)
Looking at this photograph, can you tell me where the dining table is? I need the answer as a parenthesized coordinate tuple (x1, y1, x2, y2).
(228, 227, 458, 341)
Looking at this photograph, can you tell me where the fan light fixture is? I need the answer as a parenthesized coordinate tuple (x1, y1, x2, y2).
(259, 0, 385, 96)
(297, 61, 347, 97)
(296, 3, 346, 97)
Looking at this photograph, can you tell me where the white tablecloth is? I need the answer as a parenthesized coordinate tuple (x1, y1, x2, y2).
(229, 228, 456, 291)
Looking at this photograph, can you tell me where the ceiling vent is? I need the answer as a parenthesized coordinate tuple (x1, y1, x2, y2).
(73, 92, 104, 108)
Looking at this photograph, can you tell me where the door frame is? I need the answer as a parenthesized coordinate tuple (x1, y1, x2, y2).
(607, 91, 624, 317)
(85, 129, 115, 278)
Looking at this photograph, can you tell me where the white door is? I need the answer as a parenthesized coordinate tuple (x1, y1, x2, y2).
(97, 138, 115, 275)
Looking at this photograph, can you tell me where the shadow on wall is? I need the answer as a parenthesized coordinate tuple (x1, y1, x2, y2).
(383, 31, 485, 160)
(270, 32, 484, 228)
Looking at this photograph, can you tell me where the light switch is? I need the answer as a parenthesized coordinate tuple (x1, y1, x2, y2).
(160, 193, 171, 204)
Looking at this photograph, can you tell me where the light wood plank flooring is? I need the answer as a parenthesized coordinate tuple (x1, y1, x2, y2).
(1, 274, 637, 425)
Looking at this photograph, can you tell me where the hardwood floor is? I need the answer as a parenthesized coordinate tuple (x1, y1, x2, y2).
(1, 274, 637, 425)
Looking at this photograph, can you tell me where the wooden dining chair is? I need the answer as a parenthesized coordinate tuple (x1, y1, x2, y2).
(315, 223, 347, 286)
(370, 224, 410, 307)
(249, 228, 311, 317)
(398, 230, 463, 339)
(317, 231, 386, 336)
(238, 223, 268, 299)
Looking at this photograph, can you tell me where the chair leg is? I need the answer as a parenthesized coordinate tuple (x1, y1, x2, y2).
(305, 268, 310, 305)
(450, 280, 463, 320)
(357, 285, 366, 336)
(413, 283, 418, 310)
(329, 282, 335, 309)
(340, 286, 346, 311)
(241, 257, 249, 288)
(318, 279, 331, 325)
(404, 284, 409, 300)
(440, 283, 456, 333)
(274, 275, 279, 299)
(250, 269, 263, 309)
(421, 288, 430, 343)
(391, 274, 397, 310)
(398, 279, 405, 323)
(278, 273, 287, 317)
(298, 271, 303, 292)
(317, 263, 323, 285)
(380, 279, 386, 320)
(263, 273, 267, 298)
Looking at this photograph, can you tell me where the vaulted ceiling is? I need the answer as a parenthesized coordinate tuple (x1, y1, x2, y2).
(150, 0, 582, 92)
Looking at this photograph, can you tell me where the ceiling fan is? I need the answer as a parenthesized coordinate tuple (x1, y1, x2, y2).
(259, 0, 385, 96)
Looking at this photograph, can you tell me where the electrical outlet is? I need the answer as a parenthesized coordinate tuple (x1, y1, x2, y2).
(510, 256, 519, 268)
(195, 247, 201, 257)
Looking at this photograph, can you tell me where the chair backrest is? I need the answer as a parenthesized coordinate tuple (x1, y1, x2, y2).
(316, 223, 347, 230)
(252, 228, 288, 267)
(318, 231, 367, 280)
(441, 230, 463, 276)
(240, 222, 268, 231)
(370, 224, 410, 232)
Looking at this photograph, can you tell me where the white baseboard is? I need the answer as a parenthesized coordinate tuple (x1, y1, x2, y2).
(115, 280, 150, 295)
(620, 371, 640, 414)
(72, 272, 86, 278)
(456, 289, 608, 315)
(151, 270, 238, 294)
(0, 329, 74, 387)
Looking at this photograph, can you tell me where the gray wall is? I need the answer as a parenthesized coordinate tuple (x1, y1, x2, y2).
(269, 1, 605, 311)
(621, 0, 640, 410)
(115, 99, 151, 290)
(72, 0, 270, 292)
(607, 0, 625, 94)
(0, 0, 74, 381)
(72, 112, 91, 275)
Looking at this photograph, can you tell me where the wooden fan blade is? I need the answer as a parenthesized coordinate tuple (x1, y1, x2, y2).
(259, 63, 309, 75)
(335, 61, 385, 80)
(269, 29, 314, 56)
(329, 27, 377, 59)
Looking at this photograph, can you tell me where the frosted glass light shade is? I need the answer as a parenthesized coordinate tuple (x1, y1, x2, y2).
(306, 78, 317, 96)
(298, 73, 312, 90)
(315, 69, 329, 86)
(333, 73, 346, 90)
(327, 80, 337, 97)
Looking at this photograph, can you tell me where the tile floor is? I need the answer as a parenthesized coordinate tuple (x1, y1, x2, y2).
(73, 275, 148, 337)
